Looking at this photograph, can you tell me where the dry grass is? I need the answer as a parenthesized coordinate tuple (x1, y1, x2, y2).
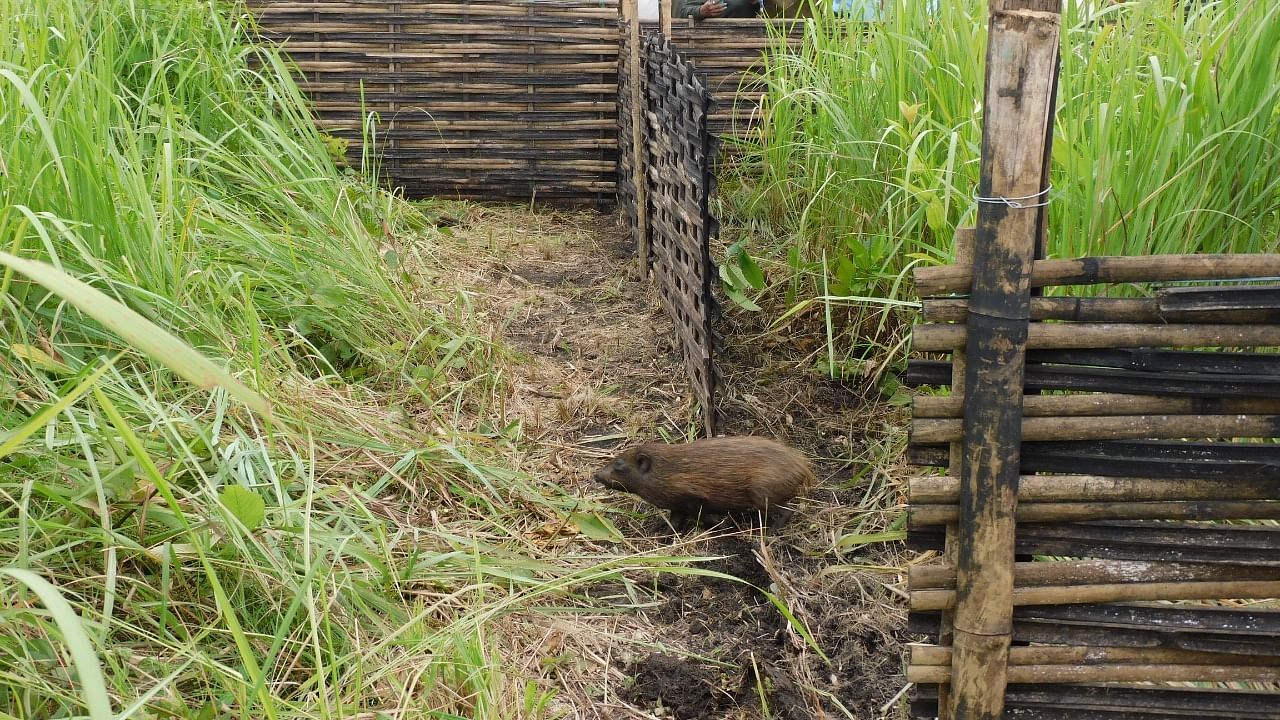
(418, 201, 915, 719)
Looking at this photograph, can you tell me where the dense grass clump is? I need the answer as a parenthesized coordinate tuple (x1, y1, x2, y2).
(1, 2, 670, 718)
(734, 0, 1280, 353)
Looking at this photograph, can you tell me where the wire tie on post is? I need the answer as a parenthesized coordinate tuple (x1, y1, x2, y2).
(973, 184, 1052, 209)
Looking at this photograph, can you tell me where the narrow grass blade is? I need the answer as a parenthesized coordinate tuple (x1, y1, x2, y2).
(0, 250, 271, 418)
(0, 568, 114, 720)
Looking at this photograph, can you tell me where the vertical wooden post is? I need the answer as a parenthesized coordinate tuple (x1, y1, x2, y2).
(936, 226, 975, 720)
(659, 0, 673, 36)
(949, 2, 1060, 719)
(622, 0, 650, 276)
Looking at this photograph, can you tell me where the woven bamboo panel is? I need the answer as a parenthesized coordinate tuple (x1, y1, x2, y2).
(643, 33, 719, 435)
(904, 265, 1280, 718)
(247, 0, 620, 200)
(661, 18, 805, 140)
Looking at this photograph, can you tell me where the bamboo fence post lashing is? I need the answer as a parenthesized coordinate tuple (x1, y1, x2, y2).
(948, 2, 1061, 717)
(621, 0, 649, 276)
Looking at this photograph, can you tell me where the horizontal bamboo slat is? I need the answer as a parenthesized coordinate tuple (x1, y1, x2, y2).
(910, 414, 1280, 443)
(906, 358, 1280, 398)
(907, 662, 1280, 684)
(907, 474, 1280, 504)
(911, 683, 1280, 720)
(909, 500, 1280, 525)
(910, 602, 1280, 644)
(913, 322, 1280, 352)
(914, 254, 1280, 296)
(906, 520, 1280, 565)
(922, 295, 1280, 324)
(912, 392, 1280, 418)
(911, 579, 1280, 610)
(909, 643, 1280, 667)
(909, 559, 1280, 590)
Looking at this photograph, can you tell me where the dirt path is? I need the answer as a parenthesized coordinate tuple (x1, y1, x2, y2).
(442, 203, 909, 719)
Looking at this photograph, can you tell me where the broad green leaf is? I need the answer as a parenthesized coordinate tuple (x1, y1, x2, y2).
(218, 485, 266, 531)
(568, 511, 623, 542)
(736, 250, 766, 290)
(726, 261, 752, 290)
(925, 198, 947, 236)
(0, 251, 271, 418)
(723, 285, 761, 312)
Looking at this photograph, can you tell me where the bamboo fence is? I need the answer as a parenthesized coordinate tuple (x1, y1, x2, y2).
(621, 26, 720, 435)
(248, 2, 803, 200)
(247, 0, 621, 200)
(904, 2, 1280, 718)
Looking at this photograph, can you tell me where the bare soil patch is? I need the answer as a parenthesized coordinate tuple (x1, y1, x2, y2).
(439, 203, 912, 719)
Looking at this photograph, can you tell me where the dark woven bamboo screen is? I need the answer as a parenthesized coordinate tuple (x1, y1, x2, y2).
(246, 2, 804, 200)
(247, 0, 621, 200)
(654, 18, 805, 140)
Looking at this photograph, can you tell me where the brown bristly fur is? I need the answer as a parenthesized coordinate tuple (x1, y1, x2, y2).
(593, 436, 814, 528)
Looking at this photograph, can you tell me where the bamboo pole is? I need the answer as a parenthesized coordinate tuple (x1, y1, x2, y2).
(621, 0, 649, 276)
(659, 0, 672, 35)
(910, 643, 1280, 668)
(946, 4, 1061, 717)
(912, 393, 1280, 418)
(908, 663, 1280, 685)
(911, 559, 1280, 589)
(910, 500, 1280, 525)
(922, 296, 1280, 324)
(908, 474, 1280, 504)
(913, 579, 1280, 610)
(915, 254, 1280, 297)
(911, 413, 1280, 443)
(939, 226, 974, 719)
(913, 322, 1280, 351)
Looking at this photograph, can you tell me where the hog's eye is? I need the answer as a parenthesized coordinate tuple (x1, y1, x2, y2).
(614, 459, 625, 469)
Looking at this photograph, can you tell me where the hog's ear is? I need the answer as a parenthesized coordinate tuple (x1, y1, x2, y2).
(636, 451, 652, 475)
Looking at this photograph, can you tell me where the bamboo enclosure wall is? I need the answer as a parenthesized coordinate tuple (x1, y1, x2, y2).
(247, 0, 620, 200)
(904, 3, 1280, 718)
(247, 2, 800, 201)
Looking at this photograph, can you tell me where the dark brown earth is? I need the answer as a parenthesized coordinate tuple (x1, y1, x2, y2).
(447, 204, 912, 719)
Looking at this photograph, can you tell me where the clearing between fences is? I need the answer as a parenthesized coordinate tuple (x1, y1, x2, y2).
(428, 202, 909, 719)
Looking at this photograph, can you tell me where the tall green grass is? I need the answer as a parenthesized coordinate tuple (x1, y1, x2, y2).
(1, 1, 682, 717)
(735, 0, 1280, 325)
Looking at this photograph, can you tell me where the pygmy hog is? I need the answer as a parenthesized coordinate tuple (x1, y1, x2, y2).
(593, 436, 813, 530)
